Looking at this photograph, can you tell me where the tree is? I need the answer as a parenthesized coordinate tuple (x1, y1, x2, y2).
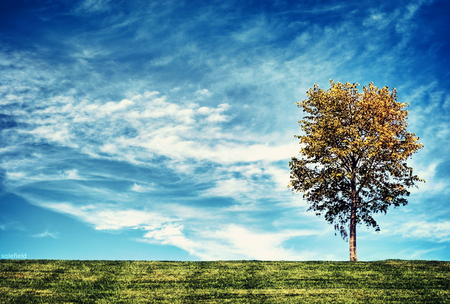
(288, 80, 424, 261)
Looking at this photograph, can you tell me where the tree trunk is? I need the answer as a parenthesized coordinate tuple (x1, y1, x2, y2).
(349, 201, 357, 261)
(350, 163, 358, 262)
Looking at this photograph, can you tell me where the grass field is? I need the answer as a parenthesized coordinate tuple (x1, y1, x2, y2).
(0, 259, 449, 303)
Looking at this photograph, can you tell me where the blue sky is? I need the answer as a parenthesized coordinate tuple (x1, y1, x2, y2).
(1, 0, 449, 261)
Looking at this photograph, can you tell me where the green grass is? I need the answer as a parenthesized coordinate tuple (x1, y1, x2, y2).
(1, 260, 449, 303)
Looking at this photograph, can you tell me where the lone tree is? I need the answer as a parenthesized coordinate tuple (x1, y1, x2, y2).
(289, 80, 424, 261)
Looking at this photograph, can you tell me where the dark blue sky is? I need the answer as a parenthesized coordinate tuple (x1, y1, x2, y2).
(1, 0, 449, 261)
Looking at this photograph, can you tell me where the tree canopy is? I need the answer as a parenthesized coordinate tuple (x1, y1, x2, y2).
(289, 80, 424, 261)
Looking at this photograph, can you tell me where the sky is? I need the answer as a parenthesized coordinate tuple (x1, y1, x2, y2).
(1, 0, 449, 261)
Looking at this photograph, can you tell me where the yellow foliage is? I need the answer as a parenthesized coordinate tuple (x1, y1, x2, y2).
(289, 80, 424, 248)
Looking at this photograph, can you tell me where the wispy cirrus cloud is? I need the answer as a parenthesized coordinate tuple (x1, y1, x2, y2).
(1, 0, 449, 261)
(143, 223, 321, 261)
(42, 202, 174, 231)
(399, 221, 450, 243)
(32, 230, 59, 239)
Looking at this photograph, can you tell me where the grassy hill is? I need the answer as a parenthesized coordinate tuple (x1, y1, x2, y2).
(1, 259, 449, 303)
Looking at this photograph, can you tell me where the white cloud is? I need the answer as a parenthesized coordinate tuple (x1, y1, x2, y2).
(197, 103, 230, 123)
(409, 247, 446, 259)
(197, 106, 212, 115)
(205, 113, 229, 123)
(399, 221, 450, 242)
(167, 141, 293, 164)
(142, 222, 319, 260)
(363, 12, 392, 29)
(143, 91, 160, 98)
(6, 172, 25, 180)
(131, 183, 153, 193)
(150, 56, 174, 66)
(81, 205, 96, 210)
(28, 125, 77, 147)
(94, 209, 160, 230)
(196, 89, 212, 97)
(64, 169, 79, 179)
(211, 224, 318, 260)
(100, 143, 118, 154)
(204, 178, 252, 198)
(144, 224, 183, 239)
(38, 198, 321, 260)
(72, 47, 110, 60)
(409, 161, 449, 194)
(0, 221, 25, 231)
(32, 230, 58, 238)
(42, 202, 173, 231)
(100, 99, 134, 113)
(143, 224, 198, 254)
(127, 95, 196, 124)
